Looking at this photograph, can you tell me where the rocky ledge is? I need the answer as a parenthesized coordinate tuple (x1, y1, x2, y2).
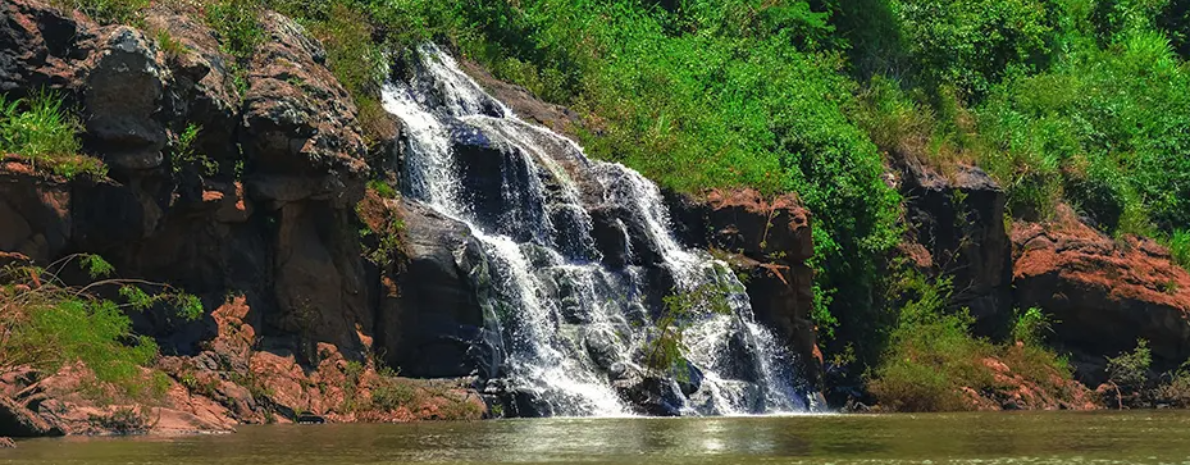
(1014, 206, 1190, 386)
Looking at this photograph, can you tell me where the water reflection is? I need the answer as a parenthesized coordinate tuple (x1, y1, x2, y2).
(4, 411, 1190, 465)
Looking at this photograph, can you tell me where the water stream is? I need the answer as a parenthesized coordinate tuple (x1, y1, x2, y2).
(8, 412, 1190, 464)
(381, 44, 809, 416)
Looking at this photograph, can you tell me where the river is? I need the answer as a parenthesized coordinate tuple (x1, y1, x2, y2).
(4, 411, 1190, 464)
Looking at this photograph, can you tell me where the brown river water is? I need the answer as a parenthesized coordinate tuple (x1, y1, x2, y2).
(3, 411, 1190, 464)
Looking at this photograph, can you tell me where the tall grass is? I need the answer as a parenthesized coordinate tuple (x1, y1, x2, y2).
(1167, 230, 1190, 271)
(50, 0, 148, 24)
(0, 92, 105, 179)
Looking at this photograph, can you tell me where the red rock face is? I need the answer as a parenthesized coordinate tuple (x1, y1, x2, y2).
(1013, 206, 1190, 382)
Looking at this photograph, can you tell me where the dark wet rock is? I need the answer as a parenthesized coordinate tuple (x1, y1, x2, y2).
(379, 200, 486, 378)
(589, 206, 632, 269)
(899, 161, 1013, 337)
(675, 363, 704, 397)
(583, 328, 621, 371)
(723, 322, 764, 384)
(451, 127, 548, 243)
(613, 375, 684, 417)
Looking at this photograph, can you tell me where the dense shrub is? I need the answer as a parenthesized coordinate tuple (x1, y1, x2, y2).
(0, 256, 203, 400)
(868, 272, 1074, 412)
(1169, 230, 1190, 271)
(890, 0, 1060, 98)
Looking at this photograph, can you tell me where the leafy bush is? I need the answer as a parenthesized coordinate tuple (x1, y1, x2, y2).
(1167, 229, 1190, 271)
(869, 271, 1074, 412)
(1106, 339, 1152, 393)
(204, 0, 265, 61)
(890, 0, 1060, 98)
(371, 379, 419, 411)
(1155, 361, 1190, 407)
(1011, 307, 1053, 346)
(0, 255, 202, 400)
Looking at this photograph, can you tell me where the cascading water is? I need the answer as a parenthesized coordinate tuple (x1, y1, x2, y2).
(382, 44, 812, 417)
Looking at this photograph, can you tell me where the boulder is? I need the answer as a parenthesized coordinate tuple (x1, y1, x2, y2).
(241, 12, 367, 207)
(83, 27, 170, 171)
(143, 5, 242, 164)
(460, 59, 582, 137)
(1013, 206, 1190, 384)
(899, 161, 1013, 336)
(612, 374, 684, 416)
(380, 199, 486, 378)
(0, 0, 97, 99)
(0, 396, 61, 438)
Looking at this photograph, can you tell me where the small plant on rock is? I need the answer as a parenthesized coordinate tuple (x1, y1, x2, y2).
(1011, 307, 1054, 346)
(1106, 339, 1152, 407)
(0, 91, 105, 179)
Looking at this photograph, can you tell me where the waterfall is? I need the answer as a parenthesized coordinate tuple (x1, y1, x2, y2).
(381, 44, 811, 417)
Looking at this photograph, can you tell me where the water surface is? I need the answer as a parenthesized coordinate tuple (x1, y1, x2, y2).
(4, 411, 1190, 464)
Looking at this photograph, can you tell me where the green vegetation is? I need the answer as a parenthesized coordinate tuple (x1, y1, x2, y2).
(0, 255, 202, 401)
(367, 179, 398, 199)
(1169, 230, 1190, 271)
(0, 92, 106, 179)
(1011, 307, 1054, 346)
(50, 0, 148, 25)
(171, 124, 219, 177)
(1107, 339, 1153, 393)
(868, 271, 1073, 412)
(1156, 361, 1190, 407)
(155, 29, 188, 59)
(647, 279, 737, 373)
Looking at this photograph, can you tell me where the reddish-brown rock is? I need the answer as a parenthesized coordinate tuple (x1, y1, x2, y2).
(1013, 206, 1190, 383)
